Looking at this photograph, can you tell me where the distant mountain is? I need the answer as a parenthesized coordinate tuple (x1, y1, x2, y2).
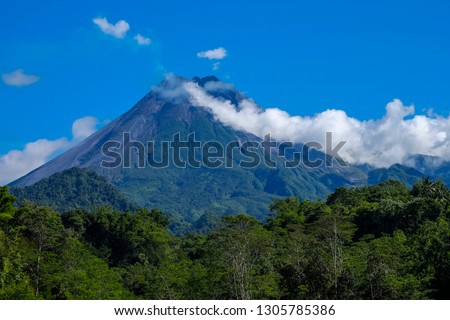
(408, 154, 450, 186)
(367, 163, 425, 188)
(10, 76, 366, 222)
(11, 167, 135, 212)
(403, 154, 446, 177)
(389, 154, 450, 186)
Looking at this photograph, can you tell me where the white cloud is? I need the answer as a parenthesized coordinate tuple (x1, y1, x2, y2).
(0, 138, 69, 186)
(134, 34, 151, 45)
(183, 81, 450, 168)
(213, 62, 221, 70)
(197, 47, 227, 60)
(2, 69, 39, 87)
(72, 116, 100, 142)
(93, 17, 130, 38)
(0, 116, 101, 185)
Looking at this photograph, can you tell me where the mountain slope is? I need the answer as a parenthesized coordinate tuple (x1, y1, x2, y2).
(10, 76, 366, 220)
(367, 164, 425, 188)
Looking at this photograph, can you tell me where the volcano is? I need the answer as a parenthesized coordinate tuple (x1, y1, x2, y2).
(11, 75, 367, 223)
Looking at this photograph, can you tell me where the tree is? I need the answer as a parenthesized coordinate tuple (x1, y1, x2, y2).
(268, 197, 304, 230)
(358, 232, 426, 299)
(306, 205, 356, 299)
(51, 237, 130, 299)
(411, 218, 450, 299)
(15, 203, 64, 298)
(0, 186, 16, 223)
(411, 178, 450, 204)
(207, 214, 280, 299)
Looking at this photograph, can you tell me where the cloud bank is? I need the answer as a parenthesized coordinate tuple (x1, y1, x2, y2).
(183, 81, 450, 168)
(0, 116, 100, 185)
(2, 69, 39, 87)
(93, 17, 130, 38)
(197, 47, 227, 60)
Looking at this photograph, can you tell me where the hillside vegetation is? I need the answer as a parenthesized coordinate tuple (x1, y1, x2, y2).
(11, 168, 136, 212)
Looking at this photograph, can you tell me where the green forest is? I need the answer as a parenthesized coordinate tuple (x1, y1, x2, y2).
(1, 178, 450, 300)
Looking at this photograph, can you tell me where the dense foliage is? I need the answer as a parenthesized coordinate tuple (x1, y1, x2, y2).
(1, 178, 450, 299)
(11, 168, 136, 212)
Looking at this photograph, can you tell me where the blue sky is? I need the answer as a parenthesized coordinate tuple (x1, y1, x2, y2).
(1, 0, 450, 183)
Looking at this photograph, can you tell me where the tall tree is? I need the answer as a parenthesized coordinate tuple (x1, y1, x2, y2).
(15, 204, 64, 298)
